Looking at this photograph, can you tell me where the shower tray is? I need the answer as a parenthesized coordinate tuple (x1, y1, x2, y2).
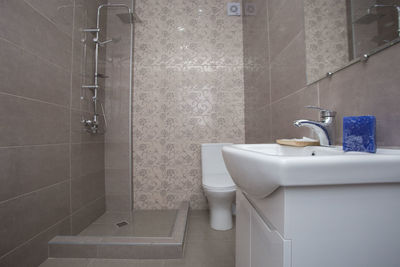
(47, 202, 189, 259)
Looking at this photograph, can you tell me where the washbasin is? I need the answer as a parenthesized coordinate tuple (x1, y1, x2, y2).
(222, 144, 400, 198)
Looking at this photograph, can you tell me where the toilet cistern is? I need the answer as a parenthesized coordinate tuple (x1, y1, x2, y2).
(293, 106, 336, 146)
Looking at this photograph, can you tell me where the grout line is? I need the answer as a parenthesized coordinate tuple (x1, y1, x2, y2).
(270, 84, 309, 106)
(0, 216, 70, 261)
(269, 30, 304, 66)
(0, 141, 103, 150)
(0, 143, 69, 149)
(267, 0, 289, 25)
(266, 0, 272, 106)
(0, 180, 69, 206)
(68, 0, 77, 237)
(0, 92, 70, 109)
(70, 196, 106, 217)
(133, 64, 245, 68)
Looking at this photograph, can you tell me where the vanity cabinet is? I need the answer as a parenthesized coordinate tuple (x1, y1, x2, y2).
(236, 184, 400, 267)
(236, 190, 291, 267)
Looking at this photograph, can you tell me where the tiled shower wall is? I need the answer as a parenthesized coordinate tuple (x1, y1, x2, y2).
(133, 0, 245, 209)
(243, 0, 400, 147)
(0, 1, 106, 266)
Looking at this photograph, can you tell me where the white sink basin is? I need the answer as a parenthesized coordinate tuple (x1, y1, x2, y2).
(222, 144, 400, 198)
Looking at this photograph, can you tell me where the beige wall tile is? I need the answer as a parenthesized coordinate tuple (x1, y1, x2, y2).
(132, 0, 244, 209)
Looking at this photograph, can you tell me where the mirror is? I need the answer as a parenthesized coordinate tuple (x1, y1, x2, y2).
(304, 0, 400, 84)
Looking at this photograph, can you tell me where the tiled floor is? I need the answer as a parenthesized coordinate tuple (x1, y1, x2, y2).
(78, 210, 177, 237)
(40, 210, 235, 267)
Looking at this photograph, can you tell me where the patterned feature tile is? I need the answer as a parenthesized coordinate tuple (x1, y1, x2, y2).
(133, 0, 244, 209)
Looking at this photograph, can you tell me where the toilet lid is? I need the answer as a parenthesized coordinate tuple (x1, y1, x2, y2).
(203, 173, 236, 189)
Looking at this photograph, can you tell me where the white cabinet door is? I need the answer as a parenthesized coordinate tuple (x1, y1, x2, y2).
(236, 191, 252, 267)
(250, 206, 291, 267)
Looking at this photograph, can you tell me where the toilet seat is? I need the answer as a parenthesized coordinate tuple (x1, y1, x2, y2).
(203, 173, 236, 192)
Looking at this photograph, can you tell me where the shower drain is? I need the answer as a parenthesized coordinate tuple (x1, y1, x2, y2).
(116, 221, 129, 227)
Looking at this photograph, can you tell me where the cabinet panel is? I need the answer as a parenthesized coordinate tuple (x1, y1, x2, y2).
(250, 206, 291, 267)
(236, 191, 251, 267)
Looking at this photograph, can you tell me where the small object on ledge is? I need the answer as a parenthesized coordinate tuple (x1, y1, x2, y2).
(276, 137, 320, 147)
(343, 116, 376, 153)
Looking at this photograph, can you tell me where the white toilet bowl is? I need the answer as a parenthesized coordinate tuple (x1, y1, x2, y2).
(201, 144, 236, 231)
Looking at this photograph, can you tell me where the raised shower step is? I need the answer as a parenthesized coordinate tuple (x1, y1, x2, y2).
(48, 202, 189, 259)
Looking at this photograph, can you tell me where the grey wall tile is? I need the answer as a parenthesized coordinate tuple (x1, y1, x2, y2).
(0, 0, 72, 70)
(0, 0, 106, 264)
(270, 84, 319, 140)
(71, 171, 105, 212)
(105, 194, 131, 212)
(0, 218, 70, 267)
(71, 143, 105, 179)
(39, 258, 90, 267)
(0, 94, 69, 147)
(245, 105, 271, 144)
(71, 196, 106, 235)
(244, 66, 270, 109)
(0, 181, 70, 256)
(49, 243, 98, 259)
(105, 169, 131, 197)
(0, 144, 69, 202)
(24, 0, 74, 37)
(319, 44, 400, 146)
(270, 31, 307, 102)
(97, 244, 183, 259)
(268, 0, 288, 22)
(268, 0, 304, 61)
(0, 39, 71, 106)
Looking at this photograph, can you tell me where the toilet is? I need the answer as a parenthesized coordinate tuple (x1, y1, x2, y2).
(201, 143, 236, 231)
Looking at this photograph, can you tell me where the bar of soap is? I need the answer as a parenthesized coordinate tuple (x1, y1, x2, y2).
(343, 116, 376, 153)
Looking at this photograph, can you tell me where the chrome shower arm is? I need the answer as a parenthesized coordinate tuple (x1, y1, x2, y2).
(97, 4, 132, 28)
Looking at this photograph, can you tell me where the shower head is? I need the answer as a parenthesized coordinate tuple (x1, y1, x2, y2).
(97, 4, 142, 27)
(116, 12, 141, 24)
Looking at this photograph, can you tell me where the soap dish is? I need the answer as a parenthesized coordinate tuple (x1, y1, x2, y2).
(276, 137, 320, 147)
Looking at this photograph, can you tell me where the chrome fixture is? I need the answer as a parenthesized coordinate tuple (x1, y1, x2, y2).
(81, 3, 140, 134)
(293, 106, 336, 146)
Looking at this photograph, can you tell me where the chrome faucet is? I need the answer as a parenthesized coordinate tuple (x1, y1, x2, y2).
(293, 106, 336, 146)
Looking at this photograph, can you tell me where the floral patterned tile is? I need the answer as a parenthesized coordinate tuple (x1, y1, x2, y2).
(132, 0, 244, 209)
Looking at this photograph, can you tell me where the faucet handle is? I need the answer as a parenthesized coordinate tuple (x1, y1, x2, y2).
(305, 105, 336, 118)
